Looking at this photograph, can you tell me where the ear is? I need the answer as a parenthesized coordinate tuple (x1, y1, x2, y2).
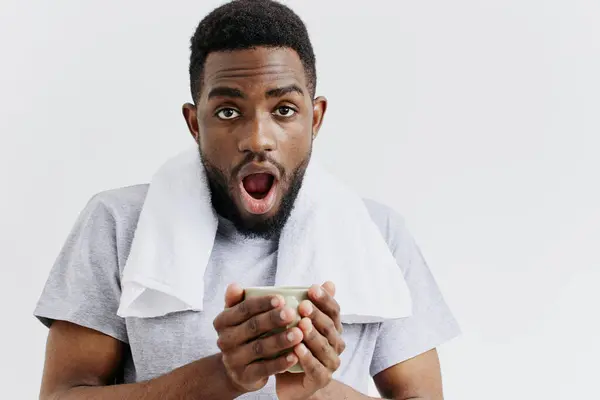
(182, 103, 200, 143)
(311, 96, 327, 140)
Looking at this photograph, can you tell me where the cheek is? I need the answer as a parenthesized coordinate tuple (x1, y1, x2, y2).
(286, 126, 312, 158)
(198, 132, 237, 169)
(277, 135, 312, 182)
(199, 142, 229, 175)
(278, 117, 312, 150)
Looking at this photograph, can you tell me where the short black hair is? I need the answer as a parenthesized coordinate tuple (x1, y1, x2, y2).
(188, 0, 316, 103)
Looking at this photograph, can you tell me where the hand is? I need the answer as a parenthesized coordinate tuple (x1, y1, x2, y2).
(276, 281, 346, 400)
(213, 283, 304, 394)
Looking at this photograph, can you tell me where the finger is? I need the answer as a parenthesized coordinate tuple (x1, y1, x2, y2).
(243, 352, 299, 382)
(322, 281, 336, 297)
(226, 327, 303, 366)
(224, 283, 244, 308)
(300, 286, 342, 333)
(298, 318, 341, 371)
(213, 294, 283, 332)
(307, 285, 342, 333)
(294, 343, 332, 387)
(217, 306, 297, 350)
(298, 300, 343, 353)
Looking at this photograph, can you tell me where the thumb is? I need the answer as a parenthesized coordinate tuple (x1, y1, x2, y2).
(224, 283, 244, 308)
(322, 281, 336, 297)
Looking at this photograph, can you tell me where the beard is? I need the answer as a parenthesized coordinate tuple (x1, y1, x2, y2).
(200, 148, 311, 239)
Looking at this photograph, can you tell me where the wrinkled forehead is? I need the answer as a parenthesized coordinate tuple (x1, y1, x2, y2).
(201, 47, 308, 96)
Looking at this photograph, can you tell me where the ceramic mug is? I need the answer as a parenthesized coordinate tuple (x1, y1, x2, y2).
(244, 286, 309, 373)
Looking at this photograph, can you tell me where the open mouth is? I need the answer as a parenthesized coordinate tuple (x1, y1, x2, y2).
(239, 173, 278, 215)
(242, 173, 275, 199)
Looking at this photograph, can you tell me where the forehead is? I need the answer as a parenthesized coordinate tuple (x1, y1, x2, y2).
(202, 47, 308, 92)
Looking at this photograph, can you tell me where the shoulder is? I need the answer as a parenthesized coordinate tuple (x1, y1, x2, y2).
(83, 184, 149, 227)
(77, 184, 149, 270)
(88, 183, 149, 214)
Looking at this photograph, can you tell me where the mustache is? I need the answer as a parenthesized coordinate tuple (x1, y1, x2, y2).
(231, 152, 286, 180)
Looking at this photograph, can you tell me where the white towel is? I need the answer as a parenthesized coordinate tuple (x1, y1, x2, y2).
(117, 148, 412, 324)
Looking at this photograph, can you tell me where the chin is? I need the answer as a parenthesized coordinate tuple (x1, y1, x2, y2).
(239, 203, 282, 222)
(231, 194, 292, 239)
(203, 155, 307, 239)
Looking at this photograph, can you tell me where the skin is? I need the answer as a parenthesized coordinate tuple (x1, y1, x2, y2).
(182, 47, 326, 234)
(39, 47, 444, 399)
(39, 284, 442, 400)
(217, 281, 346, 398)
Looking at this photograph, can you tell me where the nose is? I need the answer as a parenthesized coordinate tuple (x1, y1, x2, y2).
(237, 114, 277, 154)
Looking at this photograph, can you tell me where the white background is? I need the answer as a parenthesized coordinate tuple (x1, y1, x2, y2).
(1, 0, 599, 398)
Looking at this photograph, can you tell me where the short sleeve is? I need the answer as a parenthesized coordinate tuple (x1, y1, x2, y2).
(369, 211, 460, 376)
(34, 195, 128, 343)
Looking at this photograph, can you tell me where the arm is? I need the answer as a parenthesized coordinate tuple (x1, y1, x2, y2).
(40, 321, 243, 400)
(35, 198, 301, 399)
(313, 348, 442, 400)
(373, 348, 443, 400)
(310, 380, 381, 400)
(41, 288, 302, 400)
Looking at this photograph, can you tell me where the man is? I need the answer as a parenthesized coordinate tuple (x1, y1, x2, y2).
(35, 1, 459, 399)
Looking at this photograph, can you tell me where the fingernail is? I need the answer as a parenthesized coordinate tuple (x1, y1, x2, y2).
(281, 308, 295, 321)
(315, 287, 323, 298)
(298, 343, 308, 355)
(287, 307, 297, 320)
(304, 301, 314, 315)
(271, 296, 281, 308)
(287, 331, 295, 342)
(286, 353, 296, 362)
(303, 319, 313, 334)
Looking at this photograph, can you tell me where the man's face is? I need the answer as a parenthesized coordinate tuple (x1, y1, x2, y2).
(183, 47, 327, 238)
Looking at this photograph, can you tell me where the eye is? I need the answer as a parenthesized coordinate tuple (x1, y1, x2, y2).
(273, 106, 296, 118)
(216, 108, 240, 120)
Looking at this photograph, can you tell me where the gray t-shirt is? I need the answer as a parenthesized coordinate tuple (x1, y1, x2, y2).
(34, 184, 460, 397)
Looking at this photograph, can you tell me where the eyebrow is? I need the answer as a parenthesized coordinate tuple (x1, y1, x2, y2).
(265, 84, 304, 98)
(207, 84, 304, 100)
(207, 87, 245, 100)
